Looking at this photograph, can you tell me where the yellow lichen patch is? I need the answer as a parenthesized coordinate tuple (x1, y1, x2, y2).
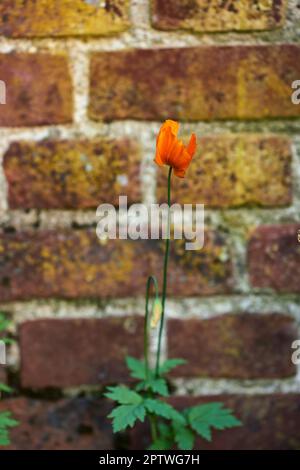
(0, 0, 129, 38)
(3, 139, 141, 209)
(152, 0, 287, 32)
(237, 52, 296, 119)
(157, 134, 292, 209)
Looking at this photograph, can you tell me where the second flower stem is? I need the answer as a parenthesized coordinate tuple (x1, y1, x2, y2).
(155, 166, 172, 377)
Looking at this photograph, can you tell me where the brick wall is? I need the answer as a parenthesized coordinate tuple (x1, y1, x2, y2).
(0, 0, 300, 450)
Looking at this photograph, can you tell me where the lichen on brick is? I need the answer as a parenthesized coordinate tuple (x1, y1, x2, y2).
(157, 134, 292, 208)
(89, 46, 300, 122)
(3, 139, 141, 209)
(0, 0, 130, 37)
(152, 0, 288, 32)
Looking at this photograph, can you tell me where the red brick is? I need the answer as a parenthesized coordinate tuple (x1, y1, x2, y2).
(0, 54, 72, 126)
(89, 45, 300, 122)
(152, 0, 288, 32)
(167, 314, 297, 378)
(248, 224, 300, 292)
(157, 134, 292, 208)
(130, 394, 300, 450)
(0, 397, 113, 450)
(0, 230, 232, 302)
(0, 0, 129, 38)
(3, 139, 141, 209)
(20, 317, 144, 388)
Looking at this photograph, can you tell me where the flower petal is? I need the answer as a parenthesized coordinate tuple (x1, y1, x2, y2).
(154, 120, 196, 178)
(173, 167, 186, 178)
(157, 126, 176, 164)
(186, 133, 197, 157)
(164, 119, 179, 137)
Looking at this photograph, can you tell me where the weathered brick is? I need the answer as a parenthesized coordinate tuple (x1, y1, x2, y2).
(89, 45, 300, 122)
(167, 314, 297, 378)
(0, 230, 232, 302)
(152, 0, 288, 32)
(130, 394, 300, 450)
(0, 0, 129, 37)
(157, 134, 292, 208)
(0, 54, 72, 126)
(248, 224, 300, 292)
(0, 397, 113, 450)
(20, 317, 144, 388)
(4, 139, 141, 209)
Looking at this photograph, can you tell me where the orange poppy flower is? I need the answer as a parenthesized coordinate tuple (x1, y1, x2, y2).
(154, 120, 197, 178)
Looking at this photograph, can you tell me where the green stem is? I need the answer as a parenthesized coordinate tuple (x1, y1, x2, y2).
(149, 415, 158, 442)
(155, 166, 172, 377)
(144, 275, 159, 380)
(144, 276, 160, 443)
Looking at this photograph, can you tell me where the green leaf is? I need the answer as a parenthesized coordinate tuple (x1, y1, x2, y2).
(148, 437, 172, 450)
(188, 402, 242, 442)
(108, 403, 146, 433)
(0, 433, 10, 446)
(158, 421, 173, 439)
(0, 383, 13, 393)
(144, 399, 186, 425)
(0, 411, 19, 445)
(136, 378, 169, 397)
(1, 338, 14, 345)
(0, 411, 19, 428)
(148, 423, 173, 450)
(159, 359, 186, 375)
(0, 314, 10, 332)
(125, 356, 147, 380)
(172, 422, 195, 450)
(104, 386, 142, 405)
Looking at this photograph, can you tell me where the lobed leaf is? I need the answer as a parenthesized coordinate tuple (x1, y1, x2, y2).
(104, 386, 142, 405)
(0, 411, 19, 428)
(187, 402, 242, 442)
(125, 356, 147, 380)
(0, 411, 18, 446)
(172, 422, 195, 450)
(144, 399, 186, 425)
(136, 378, 169, 397)
(108, 403, 146, 433)
(159, 359, 186, 375)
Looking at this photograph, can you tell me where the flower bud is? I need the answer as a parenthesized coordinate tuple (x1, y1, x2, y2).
(150, 299, 163, 328)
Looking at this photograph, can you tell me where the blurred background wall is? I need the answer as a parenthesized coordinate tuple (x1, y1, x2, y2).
(0, 0, 300, 449)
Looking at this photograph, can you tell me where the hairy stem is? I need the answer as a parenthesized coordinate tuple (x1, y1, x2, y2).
(144, 275, 159, 380)
(144, 275, 160, 443)
(155, 166, 172, 377)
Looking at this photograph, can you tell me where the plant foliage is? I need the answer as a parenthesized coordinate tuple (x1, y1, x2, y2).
(0, 313, 18, 446)
(105, 357, 241, 450)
